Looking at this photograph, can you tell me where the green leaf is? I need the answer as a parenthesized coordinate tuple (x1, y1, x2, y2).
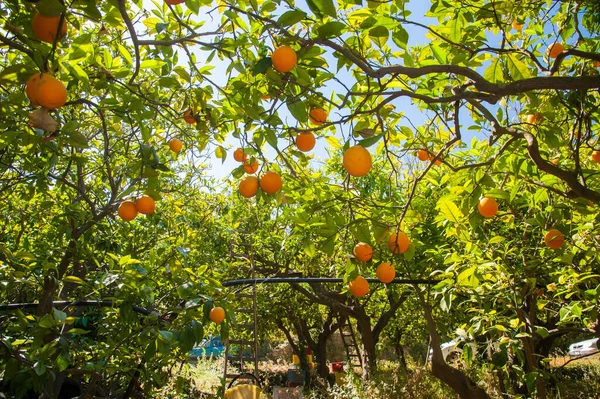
(358, 133, 383, 148)
(430, 44, 447, 63)
(63, 276, 85, 284)
(392, 26, 409, 49)
(316, 21, 346, 38)
(277, 10, 307, 26)
(118, 45, 133, 66)
(39, 314, 55, 328)
(36, 0, 66, 17)
(69, 64, 89, 83)
(457, 266, 479, 288)
(0, 64, 36, 85)
(68, 328, 91, 335)
(484, 58, 503, 84)
(287, 99, 308, 123)
(306, 0, 336, 19)
(215, 146, 226, 163)
(369, 26, 389, 38)
(251, 57, 272, 75)
(436, 198, 464, 223)
(505, 54, 531, 80)
(140, 59, 166, 69)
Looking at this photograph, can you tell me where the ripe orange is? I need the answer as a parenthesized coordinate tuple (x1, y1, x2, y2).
(343, 145, 372, 177)
(32, 12, 67, 44)
(35, 74, 67, 109)
(477, 197, 498, 218)
(512, 20, 523, 31)
(271, 45, 297, 73)
(135, 195, 155, 215)
(417, 149, 430, 161)
(431, 154, 443, 166)
(594, 61, 600, 68)
(376, 263, 396, 284)
(118, 201, 138, 222)
(260, 171, 282, 194)
(548, 42, 564, 59)
(526, 113, 543, 124)
(389, 231, 410, 254)
(591, 150, 600, 164)
(239, 176, 259, 198)
(169, 139, 183, 153)
(209, 307, 225, 323)
(233, 148, 248, 162)
(309, 108, 327, 126)
(26, 73, 45, 106)
(183, 109, 195, 124)
(348, 276, 369, 297)
(296, 132, 316, 152)
(243, 159, 259, 174)
(353, 242, 373, 262)
(544, 229, 564, 249)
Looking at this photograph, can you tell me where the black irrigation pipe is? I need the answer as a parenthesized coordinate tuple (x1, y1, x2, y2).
(0, 300, 153, 315)
(0, 279, 439, 311)
(221, 277, 440, 287)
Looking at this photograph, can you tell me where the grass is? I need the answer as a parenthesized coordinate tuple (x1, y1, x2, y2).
(160, 354, 600, 398)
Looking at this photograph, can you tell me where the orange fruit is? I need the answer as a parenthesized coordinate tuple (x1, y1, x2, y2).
(35, 74, 67, 109)
(26, 73, 45, 106)
(243, 159, 259, 174)
(233, 148, 248, 162)
(271, 45, 297, 73)
(296, 132, 316, 152)
(353, 242, 373, 262)
(477, 197, 498, 218)
(512, 20, 523, 31)
(169, 139, 183, 153)
(32, 12, 67, 44)
(343, 145, 371, 177)
(544, 229, 564, 249)
(209, 307, 225, 323)
(260, 171, 282, 194)
(135, 195, 155, 215)
(348, 276, 369, 297)
(591, 150, 600, 164)
(594, 61, 600, 68)
(183, 109, 195, 124)
(548, 42, 564, 59)
(389, 231, 410, 254)
(526, 113, 543, 124)
(165, 0, 185, 4)
(376, 263, 396, 284)
(417, 149, 430, 161)
(239, 176, 259, 198)
(309, 108, 327, 126)
(118, 201, 138, 222)
(431, 154, 443, 166)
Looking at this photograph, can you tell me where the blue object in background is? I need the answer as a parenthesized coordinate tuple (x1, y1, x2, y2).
(189, 336, 225, 358)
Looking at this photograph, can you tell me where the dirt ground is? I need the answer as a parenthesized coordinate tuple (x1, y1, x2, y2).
(550, 353, 600, 367)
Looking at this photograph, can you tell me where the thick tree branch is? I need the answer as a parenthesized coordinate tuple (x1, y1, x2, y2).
(468, 99, 600, 203)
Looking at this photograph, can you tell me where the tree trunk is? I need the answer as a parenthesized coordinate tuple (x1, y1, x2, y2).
(354, 311, 377, 377)
(415, 287, 490, 399)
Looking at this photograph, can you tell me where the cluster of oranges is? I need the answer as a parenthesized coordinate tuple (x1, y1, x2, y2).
(117, 195, 156, 222)
(416, 149, 442, 166)
(347, 231, 411, 297)
(25, 12, 69, 110)
(233, 148, 282, 198)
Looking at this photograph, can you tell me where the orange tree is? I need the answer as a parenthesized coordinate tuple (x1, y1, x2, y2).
(2, 0, 600, 397)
